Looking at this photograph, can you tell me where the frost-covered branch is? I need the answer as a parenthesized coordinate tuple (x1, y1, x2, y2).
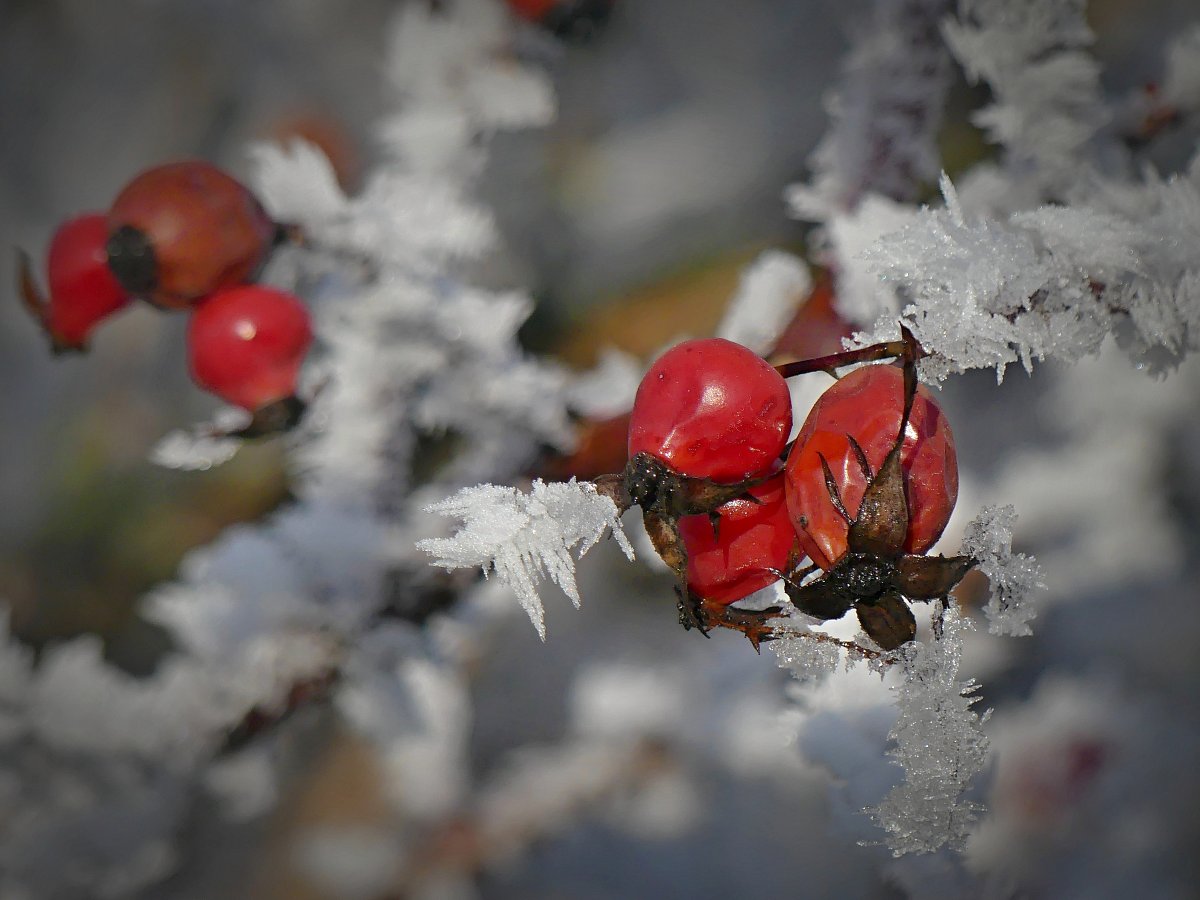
(788, 0, 955, 220)
(960, 505, 1044, 636)
(943, 0, 1108, 195)
(853, 166, 1200, 381)
(419, 479, 633, 639)
(868, 604, 989, 855)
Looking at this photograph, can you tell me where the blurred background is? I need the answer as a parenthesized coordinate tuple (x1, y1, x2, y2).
(2, 1, 1199, 897)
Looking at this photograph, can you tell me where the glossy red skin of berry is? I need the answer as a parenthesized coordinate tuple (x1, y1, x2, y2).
(678, 469, 797, 606)
(108, 161, 275, 309)
(42, 214, 131, 347)
(785, 364, 957, 571)
(627, 338, 792, 484)
(187, 286, 312, 411)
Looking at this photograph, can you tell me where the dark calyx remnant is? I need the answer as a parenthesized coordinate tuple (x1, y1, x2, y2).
(105, 225, 158, 296)
(229, 395, 308, 439)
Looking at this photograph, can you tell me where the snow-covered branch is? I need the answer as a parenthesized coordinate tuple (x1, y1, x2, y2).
(419, 479, 633, 639)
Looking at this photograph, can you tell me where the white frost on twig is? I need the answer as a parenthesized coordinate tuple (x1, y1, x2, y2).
(250, 139, 348, 227)
(960, 505, 1044, 637)
(868, 604, 990, 855)
(942, 0, 1107, 194)
(149, 407, 251, 471)
(789, 0, 954, 218)
(419, 479, 634, 639)
(854, 166, 1200, 381)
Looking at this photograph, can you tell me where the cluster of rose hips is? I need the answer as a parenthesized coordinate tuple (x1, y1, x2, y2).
(596, 329, 973, 651)
(18, 161, 313, 435)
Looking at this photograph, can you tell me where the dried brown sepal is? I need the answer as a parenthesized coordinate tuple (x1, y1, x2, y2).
(591, 472, 632, 514)
(644, 509, 688, 581)
(783, 574, 858, 621)
(847, 442, 909, 557)
(855, 590, 917, 651)
(220, 395, 308, 439)
(16, 248, 81, 354)
(818, 452, 854, 524)
(623, 452, 767, 520)
(896, 554, 975, 600)
(674, 584, 710, 635)
(615, 451, 774, 598)
(698, 597, 781, 652)
(683, 588, 897, 663)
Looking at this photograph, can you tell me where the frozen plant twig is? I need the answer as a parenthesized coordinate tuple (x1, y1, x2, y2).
(868, 603, 990, 855)
(960, 505, 1045, 636)
(853, 167, 1200, 381)
(419, 479, 634, 639)
(788, 0, 955, 219)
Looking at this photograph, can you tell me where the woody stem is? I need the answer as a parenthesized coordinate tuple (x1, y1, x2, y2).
(773, 338, 910, 379)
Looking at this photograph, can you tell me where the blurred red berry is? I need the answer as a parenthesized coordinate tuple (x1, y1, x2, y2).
(768, 270, 854, 362)
(106, 160, 276, 309)
(628, 338, 792, 484)
(17, 213, 131, 352)
(784, 364, 958, 571)
(678, 468, 797, 605)
(186, 285, 312, 412)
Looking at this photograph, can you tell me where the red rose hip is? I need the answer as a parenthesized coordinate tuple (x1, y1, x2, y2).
(106, 160, 276, 309)
(678, 469, 798, 605)
(18, 213, 131, 352)
(187, 285, 312, 412)
(785, 364, 957, 570)
(628, 338, 792, 484)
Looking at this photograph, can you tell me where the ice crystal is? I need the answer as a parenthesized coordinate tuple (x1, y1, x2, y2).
(250, 139, 348, 228)
(149, 408, 249, 471)
(419, 479, 633, 639)
(942, 0, 1106, 193)
(854, 166, 1200, 381)
(769, 614, 845, 683)
(868, 605, 989, 855)
(789, 0, 954, 218)
(961, 505, 1045, 637)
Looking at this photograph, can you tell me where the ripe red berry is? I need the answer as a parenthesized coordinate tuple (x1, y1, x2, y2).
(47, 214, 132, 347)
(17, 213, 131, 352)
(186, 285, 312, 412)
(106, 161, 276, 309)
(628, 338, 792, 484)
(677, 469, 797, 606)
(784, 364, 957, 571)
